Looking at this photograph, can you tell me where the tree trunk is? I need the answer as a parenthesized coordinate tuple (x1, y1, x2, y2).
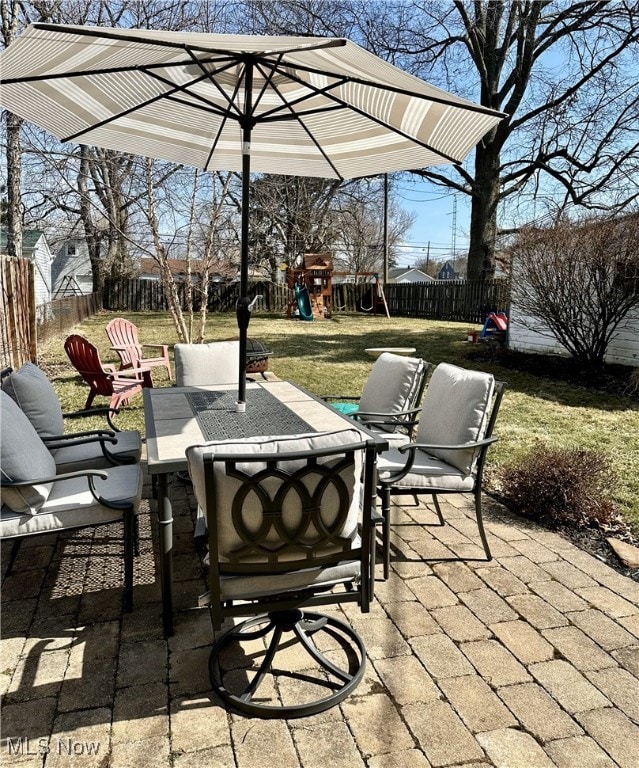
(5, 112, 22, 259)
(78, 147, 105, 292)
(467, 141, 500, 281)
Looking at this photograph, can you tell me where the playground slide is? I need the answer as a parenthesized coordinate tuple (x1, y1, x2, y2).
(294, 284, 314, 321)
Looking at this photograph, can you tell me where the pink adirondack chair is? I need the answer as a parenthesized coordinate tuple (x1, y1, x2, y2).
(64, 334, 151, 411)
(105, 317, 172, 381)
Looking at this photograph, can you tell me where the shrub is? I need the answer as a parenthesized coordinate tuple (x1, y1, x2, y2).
(500, 445, 617, 530)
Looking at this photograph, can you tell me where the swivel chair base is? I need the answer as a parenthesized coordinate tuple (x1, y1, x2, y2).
(209, 608, 366, 719)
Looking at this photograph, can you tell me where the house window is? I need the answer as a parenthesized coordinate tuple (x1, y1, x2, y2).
(66, 243, 76, 256)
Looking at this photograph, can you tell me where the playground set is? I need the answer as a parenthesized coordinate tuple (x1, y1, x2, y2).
(286, 254, 333, 320)
(286, 254, 390, 320)
(468, 311, 508, 344)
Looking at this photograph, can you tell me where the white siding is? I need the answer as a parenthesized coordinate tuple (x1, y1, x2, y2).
(31, 237, 53, 307)
(509, 303, 639, 367)
(52, 240, 94, 296)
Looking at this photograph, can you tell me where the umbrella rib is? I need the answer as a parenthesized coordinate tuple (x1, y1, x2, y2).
(202, 60, 247, 171)
(31, 22, 347, 59)
(260, 56, 506, 120)
(60, 68, 217, 143)
(144, 65, 240, 122)
(1, 55, 238, 86)
(259, 60, 463, 165)
(254, 60, 344, 180)
(185, 46, 245, 120)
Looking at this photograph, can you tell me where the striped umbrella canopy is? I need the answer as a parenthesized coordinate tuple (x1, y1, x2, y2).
(0, 24, 504, 404)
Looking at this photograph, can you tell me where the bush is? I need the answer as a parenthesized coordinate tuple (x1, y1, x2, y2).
(500, 445, 617, 530)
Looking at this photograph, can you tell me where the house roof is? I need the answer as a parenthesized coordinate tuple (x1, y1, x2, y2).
(304, 253, 333, 271)
(388, 266, 433, 281)
(139, 257, 237, 280)
(0, 228, 45, 252)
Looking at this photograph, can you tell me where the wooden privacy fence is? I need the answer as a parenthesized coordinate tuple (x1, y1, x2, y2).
(1, 254, 102, 369)
(385, 279, 510, 323)
(104, 277, 509, 323)
(1, 256, 35, 369)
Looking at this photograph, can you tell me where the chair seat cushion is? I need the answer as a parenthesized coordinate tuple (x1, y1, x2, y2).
(0, 463, 143, 538)
(372, 428, 411, 449)
(51, 430, 142, 473)
(377, 448, 475, 491)
(1, 362, 65, 437)
(220, 558, 361, 601)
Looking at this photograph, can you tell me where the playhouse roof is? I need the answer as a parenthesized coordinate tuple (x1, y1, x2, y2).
(303, 253, 333, 271)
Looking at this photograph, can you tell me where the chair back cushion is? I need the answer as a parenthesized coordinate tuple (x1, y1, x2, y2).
(0, 392, 56, 514)
(1, 362, 64, 437)
(358, 353, 424, 432)
(416, 363, 494, 474)
(174, 341, 240, 387)
(187, 428, 363, 566)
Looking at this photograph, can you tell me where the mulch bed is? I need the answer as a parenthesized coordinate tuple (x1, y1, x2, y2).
(474, 346, 638, 581)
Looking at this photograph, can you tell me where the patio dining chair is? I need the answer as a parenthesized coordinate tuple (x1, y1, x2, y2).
(2, 361, 141, 473)
(174, 340, 240, 387)
(105, 316, 172, 381)
(1, 392, 142, 610)
(376, 362, 506, 578)
(322, 352, 429, 447)
(64, 334, 150, 412)
(186, 428, 378, 718)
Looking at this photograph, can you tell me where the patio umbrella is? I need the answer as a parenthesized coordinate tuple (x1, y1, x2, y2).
(0, 24, 505, 406)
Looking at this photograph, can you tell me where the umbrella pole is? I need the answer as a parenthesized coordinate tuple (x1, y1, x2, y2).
(236, 59, 254, 409)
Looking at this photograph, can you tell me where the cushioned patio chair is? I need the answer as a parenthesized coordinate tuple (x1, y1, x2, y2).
(174, 340, 240, 387)
(64, 334, 150, 411)
(0, 392, 142, 609)
(376, 363, 506, 578)
(186, 427, 378, 718)
(2, 362, 141, 473)
(106, 316, 172, 381)
(322, 353, 429, 447)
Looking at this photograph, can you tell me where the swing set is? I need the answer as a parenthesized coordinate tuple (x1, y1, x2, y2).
(333, 271, 390, 318)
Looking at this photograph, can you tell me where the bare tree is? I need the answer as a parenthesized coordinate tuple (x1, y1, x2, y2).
(1, 0, 23, 258)
(510, 213, 639, 369)
(404, 1, 639, 280)
(249, 1, 639, 281)
(334, 178, 414, 274)
(247, 175, 343, 278)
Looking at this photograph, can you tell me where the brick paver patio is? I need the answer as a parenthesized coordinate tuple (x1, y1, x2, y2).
(2, 469, 638, 768)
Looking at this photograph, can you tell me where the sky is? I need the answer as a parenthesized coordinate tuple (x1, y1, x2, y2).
(394, 177, 471, 270)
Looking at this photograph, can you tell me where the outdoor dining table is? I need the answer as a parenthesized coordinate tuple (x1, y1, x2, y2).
(143, 379, 388, 636)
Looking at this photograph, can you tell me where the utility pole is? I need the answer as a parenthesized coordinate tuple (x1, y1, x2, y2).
(383, 173, 389, 283)
(451, 195, 457, 272)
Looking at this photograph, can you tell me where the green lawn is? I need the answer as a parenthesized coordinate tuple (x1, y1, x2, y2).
(38, 310, 639, 530)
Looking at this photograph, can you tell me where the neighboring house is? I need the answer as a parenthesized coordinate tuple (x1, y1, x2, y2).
(387, 266, 433, 283)
(437, 261, 461, 280)
(138, 257, 237, 283)
(0, 229, 53, 309)
(52, 238, 95, 296)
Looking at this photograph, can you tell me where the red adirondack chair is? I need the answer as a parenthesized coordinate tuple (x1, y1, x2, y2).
(64, 334, 151, 411)
(105, 317, 172, 381)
